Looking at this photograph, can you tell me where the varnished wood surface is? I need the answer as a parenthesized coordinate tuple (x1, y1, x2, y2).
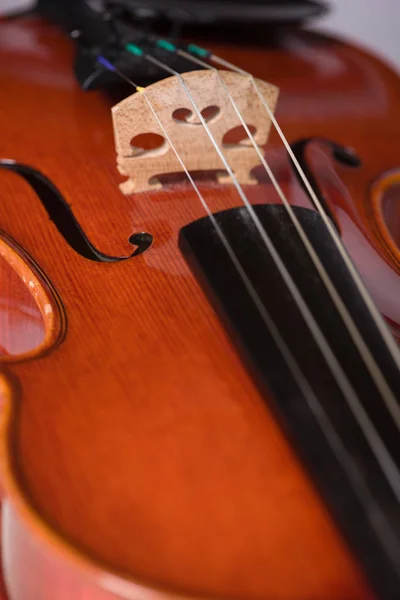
(0, 231, 64, 362)
(0, 16, 399, 600)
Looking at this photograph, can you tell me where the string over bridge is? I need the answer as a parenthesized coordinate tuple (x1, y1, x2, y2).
(112, 69, 279, 194)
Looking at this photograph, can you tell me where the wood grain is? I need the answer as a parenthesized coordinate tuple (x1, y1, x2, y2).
(0, 16, 399, 600)
(113, 70, 278, 193)
(0, 231, 64, 362)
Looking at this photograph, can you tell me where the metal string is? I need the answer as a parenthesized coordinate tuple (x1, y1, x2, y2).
(206, 51, 400, 375)
(170, 47, 400, 438)
(98, 56, 400, 567)
(118, 50, 400, 502)
(139, 50, 400, 496)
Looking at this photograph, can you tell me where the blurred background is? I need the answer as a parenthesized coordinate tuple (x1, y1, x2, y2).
(315, 0, 399, 72)
(1, 0, 399, 70)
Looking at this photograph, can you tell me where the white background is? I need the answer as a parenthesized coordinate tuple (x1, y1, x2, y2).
(1, 0, 399, 70)
(313, 0, 400, 72)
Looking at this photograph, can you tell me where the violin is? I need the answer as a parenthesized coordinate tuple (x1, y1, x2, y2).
(0, 2, 399, 599)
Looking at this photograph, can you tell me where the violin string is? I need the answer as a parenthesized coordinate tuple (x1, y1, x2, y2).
(157, 43, 400, 429)
(189, 45, 400, 374)
(120, 47, 400, 501)
(98, 57, 400, 564)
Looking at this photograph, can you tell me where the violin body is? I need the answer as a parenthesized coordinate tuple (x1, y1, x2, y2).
(0, 15, 399, 600)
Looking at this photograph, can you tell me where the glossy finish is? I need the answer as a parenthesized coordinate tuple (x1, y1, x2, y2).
(0, 253, 45, 358)
(0, 160, 153, 262)
(0, 16, 399, 600)
(370, 169, 400, 261)
(0, 230, 64, 361)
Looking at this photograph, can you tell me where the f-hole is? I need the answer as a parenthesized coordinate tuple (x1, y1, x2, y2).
(0, 160, 153, 261)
